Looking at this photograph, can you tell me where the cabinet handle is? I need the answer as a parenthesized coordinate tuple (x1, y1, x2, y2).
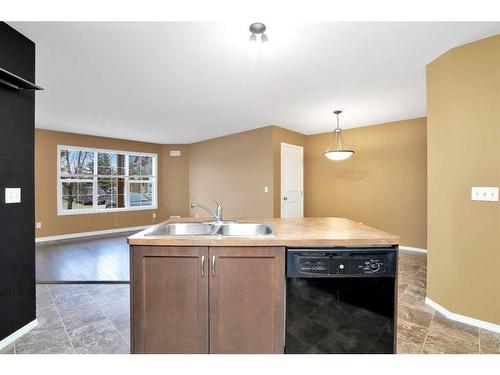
(201, 255, 205, 277)
(212, 256, 216, 277)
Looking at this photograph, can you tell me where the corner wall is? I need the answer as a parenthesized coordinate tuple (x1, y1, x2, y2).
(306, 118, 427, 249)
(427, 34, 500, 324)
(188, 127, 275, 219)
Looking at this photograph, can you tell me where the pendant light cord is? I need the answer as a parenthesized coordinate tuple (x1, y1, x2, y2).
(326, 111, 345, 152)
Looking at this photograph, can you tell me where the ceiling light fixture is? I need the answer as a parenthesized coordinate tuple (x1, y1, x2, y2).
(249, 22, 268, 43)
(324, 110, 355, 161)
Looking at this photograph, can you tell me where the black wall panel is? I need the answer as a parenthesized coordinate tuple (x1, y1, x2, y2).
(0, 22, 36, 341)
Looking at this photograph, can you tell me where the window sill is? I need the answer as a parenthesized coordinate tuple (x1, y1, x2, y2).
(57, 205, 158, 216)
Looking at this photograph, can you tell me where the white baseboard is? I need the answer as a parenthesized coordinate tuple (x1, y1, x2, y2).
(399, 245, 427, 253)
(0, 319, 38, 351)
(35, 225, 151, 243)
(425, 297, 500, 333)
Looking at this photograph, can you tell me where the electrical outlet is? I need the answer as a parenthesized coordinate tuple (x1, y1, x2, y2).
(170, 150, 181, 157)
(5, 188, 21, 203)
(471, 187, 499, 202)
(264, 186, 269, 193)
(35, 222, 42, 229)
(152, 212, 156, 219)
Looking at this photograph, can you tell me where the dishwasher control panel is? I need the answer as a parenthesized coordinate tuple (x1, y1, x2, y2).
(289, 248, 396, 278)
(298, 258, 329, 273)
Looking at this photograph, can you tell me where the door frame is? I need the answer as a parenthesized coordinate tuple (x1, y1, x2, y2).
(280, 142, 304, 218)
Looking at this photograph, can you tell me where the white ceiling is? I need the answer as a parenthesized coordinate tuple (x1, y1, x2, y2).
(9, 22, 500, 144)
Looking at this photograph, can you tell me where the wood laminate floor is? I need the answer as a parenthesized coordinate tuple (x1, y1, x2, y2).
(35, 233, 135, 283)
(7, 241, 497, 354)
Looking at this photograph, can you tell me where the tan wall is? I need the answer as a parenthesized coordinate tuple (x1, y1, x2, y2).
(427, 34, 500, 324)
(188, 127, 274, 219)
(36, 121, 428, 250)
(272, 126, 308, 217)
(158, 144, 190, 221)
(305, 118, 427, 248)
(35, 129, 189, 237)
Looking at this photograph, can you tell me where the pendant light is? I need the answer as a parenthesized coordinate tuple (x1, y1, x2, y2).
(249, 22, 268, 43)
(324, 110, 355, 161)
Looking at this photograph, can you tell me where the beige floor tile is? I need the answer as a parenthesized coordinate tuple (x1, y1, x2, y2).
(399, 280, 434, 313)
(398, 304, 433, 329)
(398, 283, 409, 299)
(398, 271, 417, 287)
(422, 330, 478, 354)
(397, 321, 428, 354)
(0, 343, 15, 354)
(429, 312, 479, 343)
(398, 264, 420, 276)
(480, 329, 500, 354)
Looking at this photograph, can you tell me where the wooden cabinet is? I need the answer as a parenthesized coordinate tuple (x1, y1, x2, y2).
(209, 247, 285, 353)
(131, 246, 209, 354)
(131, 246, 285, 354)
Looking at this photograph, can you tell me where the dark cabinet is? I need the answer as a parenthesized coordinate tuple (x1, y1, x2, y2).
(131, 246, 285, 354)
(131, 246, 209, 354)
(209, 247, 285, 353)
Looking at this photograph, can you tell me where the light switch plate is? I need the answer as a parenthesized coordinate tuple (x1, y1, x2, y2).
(5, 188, 21, 203)
(471, 187, 499, 202)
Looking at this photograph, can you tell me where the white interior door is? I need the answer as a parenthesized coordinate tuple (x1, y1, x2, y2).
(281, 143, 304, 218)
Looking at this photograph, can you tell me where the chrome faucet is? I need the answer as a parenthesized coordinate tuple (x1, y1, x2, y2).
(191, 198, 223, 223)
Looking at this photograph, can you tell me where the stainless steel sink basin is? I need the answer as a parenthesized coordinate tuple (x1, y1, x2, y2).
(145, 222, 216, 236)
(216, 222, 275, 236)
(144, 221, 275, 237)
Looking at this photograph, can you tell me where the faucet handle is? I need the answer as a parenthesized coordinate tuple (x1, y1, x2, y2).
(210, 197, 223, 219)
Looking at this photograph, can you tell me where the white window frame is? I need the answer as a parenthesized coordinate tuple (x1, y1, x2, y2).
(57, 144, 158, 216)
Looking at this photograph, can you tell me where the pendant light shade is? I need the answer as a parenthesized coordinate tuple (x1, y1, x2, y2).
(324, 150, 354, 160)
(324, 110, 354, 160)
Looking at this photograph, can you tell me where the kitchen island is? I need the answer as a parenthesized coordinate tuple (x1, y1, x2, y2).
(128, 217, 399, 354)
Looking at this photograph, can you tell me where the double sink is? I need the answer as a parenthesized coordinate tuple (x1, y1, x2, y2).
(144, 221, 276, 237)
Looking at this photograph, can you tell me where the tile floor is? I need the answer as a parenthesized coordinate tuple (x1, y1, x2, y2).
(0, 284, 130, 354)
(1, 249, 499, 354)
(396, 251, 500, 354)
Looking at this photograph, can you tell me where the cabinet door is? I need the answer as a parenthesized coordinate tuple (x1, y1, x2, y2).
(131, 246, 209, 353)
(209, 247, 285, 354)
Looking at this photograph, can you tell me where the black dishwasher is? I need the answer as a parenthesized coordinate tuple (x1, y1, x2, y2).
(285, 247, 397, 354)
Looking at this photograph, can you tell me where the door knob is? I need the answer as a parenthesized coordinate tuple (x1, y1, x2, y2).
(283, 197, 288, 200)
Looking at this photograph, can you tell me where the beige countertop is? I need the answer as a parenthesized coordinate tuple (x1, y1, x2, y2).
(128, 217, 399, 247)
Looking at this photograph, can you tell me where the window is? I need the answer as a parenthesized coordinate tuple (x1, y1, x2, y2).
(57, 145, 157, 215)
